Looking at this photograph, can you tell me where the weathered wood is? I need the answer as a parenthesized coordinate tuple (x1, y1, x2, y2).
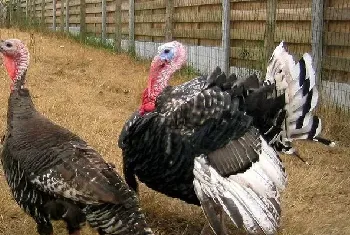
(52, 0, 56, 30)
(60, 0, 64, 31)
(101, 0, 106, 43)
(65, 0, 69, 32)
(114, 0, 122, 52)
(222, 0, 230, 76)
(165, 0, 173, 41)
(26, 0, 29, 18)
(80, 0, 86, 41)
(312, 0, 324, 82)
(6, 0, 12, 28)
(264, 0, 277, 65)
(129, 0, 135, 53)
(41, 0, 45, 26)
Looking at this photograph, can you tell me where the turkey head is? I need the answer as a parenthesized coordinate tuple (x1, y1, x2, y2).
(140, 41, 187, 115)
(0, 39, 30, 90)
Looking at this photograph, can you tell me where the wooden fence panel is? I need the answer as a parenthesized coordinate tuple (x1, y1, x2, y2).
(13, 0, 350, 81)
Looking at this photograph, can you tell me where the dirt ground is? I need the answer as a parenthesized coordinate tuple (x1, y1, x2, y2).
(0, 28, 349, 235)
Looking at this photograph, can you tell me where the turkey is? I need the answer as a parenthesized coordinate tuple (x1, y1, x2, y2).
(0, 38, 154, 235)
(119, 41, 329, 235)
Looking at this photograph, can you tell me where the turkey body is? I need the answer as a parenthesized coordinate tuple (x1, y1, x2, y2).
(2, 88, 153, 235)
(119, 70, 278, 205)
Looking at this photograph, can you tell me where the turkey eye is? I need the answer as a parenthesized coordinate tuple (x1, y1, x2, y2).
(6, 43, 12, 48)
(164, 49, 170, 53)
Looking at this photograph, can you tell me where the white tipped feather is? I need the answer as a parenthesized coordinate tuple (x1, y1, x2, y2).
(193, 137, 286, 235)
(265, 42, 324, 146)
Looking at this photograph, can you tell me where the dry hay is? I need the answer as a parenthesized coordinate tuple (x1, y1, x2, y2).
(0, 28, 349, 235)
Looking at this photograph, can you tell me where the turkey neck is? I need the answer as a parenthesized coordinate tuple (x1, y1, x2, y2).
(7, 89, 37, 129)
(140, 62, 174, 114)
(3, 45, 29, 91)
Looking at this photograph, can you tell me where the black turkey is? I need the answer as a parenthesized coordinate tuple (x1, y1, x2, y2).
(0, 39, 154, 235)
(119, 41, 330, 234)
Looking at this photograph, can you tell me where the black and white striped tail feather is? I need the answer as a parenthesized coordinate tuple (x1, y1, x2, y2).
(193, 135, 287, 235)
(266, 43, 335, 150)
(283, 53, 335, 146)
(84, 203, 154, 235)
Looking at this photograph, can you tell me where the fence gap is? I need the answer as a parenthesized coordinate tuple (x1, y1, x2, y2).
(222, 0, 230, 76)
(114, 0, 122, 52)
(101, 0, 107, 43)
(165, 0, 174, 42)
(128, 0, 135, 54)
(65, 0, 69, 32)
(311, 0, 324, 83)
(52, 0, 56, 31)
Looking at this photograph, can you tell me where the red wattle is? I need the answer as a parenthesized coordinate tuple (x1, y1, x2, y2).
(4, 56, 17, 81)
(139, 88, 156, 115)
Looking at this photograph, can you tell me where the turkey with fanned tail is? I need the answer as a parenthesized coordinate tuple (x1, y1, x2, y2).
(0, 39, 154, 235)
(119, 41, 332, 234)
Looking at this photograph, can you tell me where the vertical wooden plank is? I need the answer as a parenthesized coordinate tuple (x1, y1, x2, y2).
(26, 0, 29, 18)
(101, 0, 107, 43)
(222, 0, 230, 76)
(129, 0, 135, 53)
(65, 0, 69, 32)
(80, 0, 86, 41)
(114, 0, 122, 52)
(60, 0, 64, 31)
(6, 0, 12, 28)
(31, 0, 35, 22)
(264, 0, 277, 65)
(53, 0, 56, 31)
(165, 0, 173, 42)
(312, 0, 324, 82)
(41, 0, 45, 27)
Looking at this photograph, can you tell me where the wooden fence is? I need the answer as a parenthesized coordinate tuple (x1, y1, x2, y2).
(2, 0, 350, 82)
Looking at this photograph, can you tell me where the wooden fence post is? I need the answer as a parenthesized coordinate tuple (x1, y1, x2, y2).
(60, 0, 64, 31)
(114, 0, 122, 52)
(222, 0, 230, 76)
(32, 0, 36, 23)
(101, 0, 107, 43)
(264, 0, 277, 66)
(128, 0, 135, 54)
(52, 0, 56, 30)
(65, 0, 69, 32)
(26, 0, 29, 18)
(311, 0, 324, 83)
(165, 0, 173, 41)
(41, 0, 45, 27)
(80, 0, 86, 41)
(6, 0, 12, 28)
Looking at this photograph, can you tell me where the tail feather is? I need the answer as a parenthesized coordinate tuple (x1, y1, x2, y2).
(264, 42, 333, 150)
(84, 203, 153, 235)
(194, 137, 286, 235)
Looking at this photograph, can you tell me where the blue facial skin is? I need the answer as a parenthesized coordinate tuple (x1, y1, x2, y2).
(160, 48, 174, 62)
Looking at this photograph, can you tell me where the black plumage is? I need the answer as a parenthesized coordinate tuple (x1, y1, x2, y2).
(119, 41, 330, 234)
(119, 66, 282, 204)
(0, 39, 153, 235)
